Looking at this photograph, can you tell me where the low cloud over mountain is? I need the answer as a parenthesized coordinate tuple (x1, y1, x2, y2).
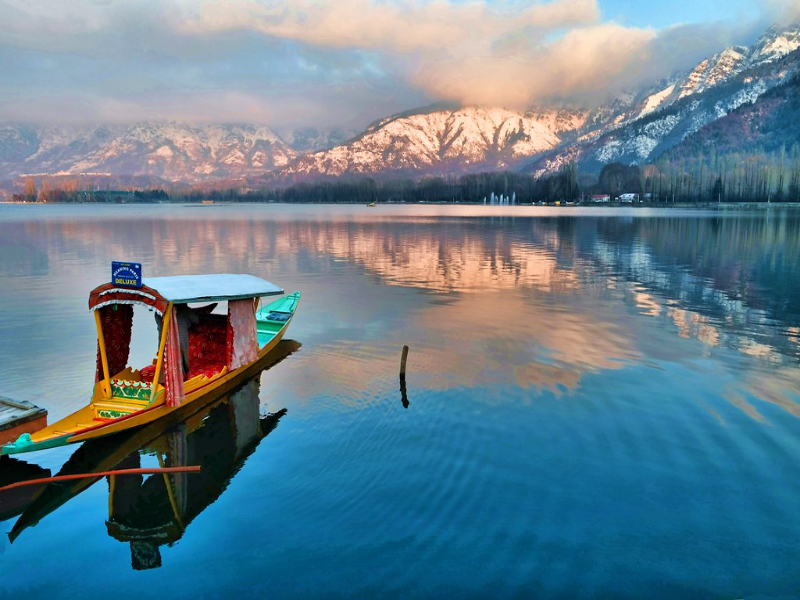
(2, 22, 800, 189)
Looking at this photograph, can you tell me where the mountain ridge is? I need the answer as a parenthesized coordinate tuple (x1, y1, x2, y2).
(524, 24, 800, 176)
(1, 22, 799, 191)
(0, 122, 298, 183)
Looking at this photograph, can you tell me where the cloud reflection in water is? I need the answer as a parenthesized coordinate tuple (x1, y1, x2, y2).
(0, 206, 799, 422)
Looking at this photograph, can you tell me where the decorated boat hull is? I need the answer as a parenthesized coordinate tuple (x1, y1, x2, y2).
(2, 292, 300, 456)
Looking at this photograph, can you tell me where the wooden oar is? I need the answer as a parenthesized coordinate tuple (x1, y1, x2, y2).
(0, 466, 201, 493)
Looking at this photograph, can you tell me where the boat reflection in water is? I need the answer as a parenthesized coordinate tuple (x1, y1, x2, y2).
(3, 339, 300, 570)
(0, 458, 51, 523)
(106, 380, 286, 570)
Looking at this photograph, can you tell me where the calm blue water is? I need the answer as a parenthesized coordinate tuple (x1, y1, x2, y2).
(1, 204, 800, 599)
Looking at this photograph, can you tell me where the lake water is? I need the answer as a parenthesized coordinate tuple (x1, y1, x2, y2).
(1, 204, 800, 599)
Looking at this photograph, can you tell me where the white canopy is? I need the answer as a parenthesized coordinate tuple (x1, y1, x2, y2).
(142, 274, 283, 304)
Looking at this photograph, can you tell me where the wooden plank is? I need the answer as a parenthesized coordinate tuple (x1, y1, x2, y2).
(0, 396, 47, 431)
(0, 405, 37, 416)
(0, 411, 39, 428)
(0, 396, 35, 411)
(0, 396, 48, 446)
(0, 406, 36, 420)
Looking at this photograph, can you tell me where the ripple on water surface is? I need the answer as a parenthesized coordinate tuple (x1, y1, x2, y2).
(2, 206, 800, 598)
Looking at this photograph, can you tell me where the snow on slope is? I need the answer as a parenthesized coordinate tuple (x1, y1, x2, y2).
(280, 107, 588, 178)
(639, 85, 676, 118)
(3, 23, 799, 186)
(751, 24, 800, 63)
(526, 22, 800, 176)
(0, 123, 297, 182)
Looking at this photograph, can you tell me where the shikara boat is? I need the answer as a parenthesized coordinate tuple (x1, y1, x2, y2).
(4, 340, 299, 548)
(1, 273, 300, 457)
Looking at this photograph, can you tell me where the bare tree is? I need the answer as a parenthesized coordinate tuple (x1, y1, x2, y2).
(23, 178, 37, 203)
(38, 178, 51, 203)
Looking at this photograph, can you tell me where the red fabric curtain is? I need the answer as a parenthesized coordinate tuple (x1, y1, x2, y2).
(95, 304, 134, 382)
(227, 299, 258, 370)
(164, 306, 186, 407)
(88, 283, 168, 315)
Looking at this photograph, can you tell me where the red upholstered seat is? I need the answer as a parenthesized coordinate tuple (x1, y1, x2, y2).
(141, 356, 224, 382)
(189, 323, 226, 361)
(187, 359, 225, 379)
(186, 316, 227, 379)
(140, 314, 228, 383)
(140, 364, 156, 383)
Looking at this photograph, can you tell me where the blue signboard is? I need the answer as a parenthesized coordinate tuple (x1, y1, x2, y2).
(111, 261, 142, 288)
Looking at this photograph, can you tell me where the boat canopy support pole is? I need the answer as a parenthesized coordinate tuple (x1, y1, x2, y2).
(94, 310, 112, 398)
(158, 452, 186, 532)
(108, 474, 116, 518)
(149, 302, 173, 404)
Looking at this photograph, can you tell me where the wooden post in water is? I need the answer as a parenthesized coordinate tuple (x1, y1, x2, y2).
(400, 345, 409, 378)
(400, 345, 409, 408)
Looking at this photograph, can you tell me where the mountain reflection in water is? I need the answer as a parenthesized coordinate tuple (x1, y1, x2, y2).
(1, 208, 798, 419)
(3, 205, 800, 598)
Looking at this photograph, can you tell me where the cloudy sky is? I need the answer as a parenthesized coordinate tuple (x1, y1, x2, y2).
(1, 0, 798, 136)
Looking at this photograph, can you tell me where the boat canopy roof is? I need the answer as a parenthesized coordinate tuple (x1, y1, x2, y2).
(142, 274, 283, 303)
(88, 274, 284, 314)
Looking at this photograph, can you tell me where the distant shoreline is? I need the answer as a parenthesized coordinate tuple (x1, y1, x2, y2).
(4, 201, 800, 209)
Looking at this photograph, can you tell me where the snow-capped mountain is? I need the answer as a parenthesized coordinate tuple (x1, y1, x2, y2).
(2, 22, 798, 189)
(637, 24, 800, 115)
(279, 23, 800, 182)
(526, 23, 800, 175)
(667, 69, 800, 158)
(0, 123, 297, 182)
(277, 106, 589, 179)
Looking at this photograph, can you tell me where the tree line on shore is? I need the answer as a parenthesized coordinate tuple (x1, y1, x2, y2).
(13, 143, 800, 204)
(13, 182, 169, 203)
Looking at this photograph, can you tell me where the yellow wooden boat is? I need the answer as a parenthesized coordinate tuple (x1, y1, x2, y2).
(1, 273, 300, 457)
(5, 340, 299, 546)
